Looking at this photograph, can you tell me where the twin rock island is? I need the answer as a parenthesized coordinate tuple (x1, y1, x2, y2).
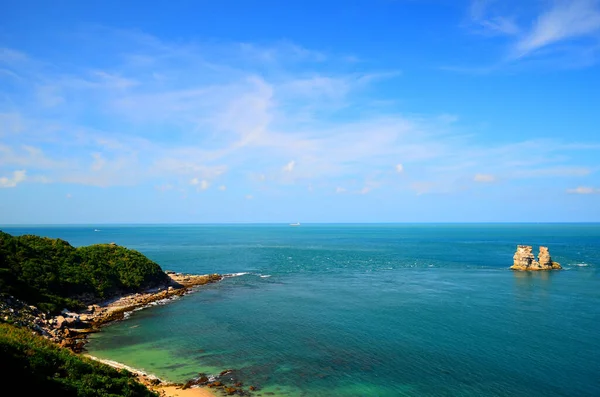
(511, 245, 562, 271)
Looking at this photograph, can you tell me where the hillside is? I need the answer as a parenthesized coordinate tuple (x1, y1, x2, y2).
(0, 231, 169, 314)
(0, 322, 158, 396)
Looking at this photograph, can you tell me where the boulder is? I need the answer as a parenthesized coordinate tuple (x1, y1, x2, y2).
(55, 315, 66, 329)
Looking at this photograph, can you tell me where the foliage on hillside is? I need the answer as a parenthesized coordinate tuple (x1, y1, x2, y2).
(0, 322, 158, 396)
(0, 231, 169, 313)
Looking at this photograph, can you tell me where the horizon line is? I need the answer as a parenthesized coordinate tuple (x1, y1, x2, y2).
(2, 221, 600, 227)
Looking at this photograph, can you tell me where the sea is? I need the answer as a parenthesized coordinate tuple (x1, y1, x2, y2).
(3, 224, 599, 396)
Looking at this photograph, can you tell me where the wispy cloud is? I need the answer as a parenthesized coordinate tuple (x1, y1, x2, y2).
(0, 28, 597, 197)
(473, 173, 496, 183)
(469, 0, 520, 36)
(515, 0, 600, 58)
(0, 170, 26, 188)
(464, 0, 600, 68)
(566, 186, 600, 194)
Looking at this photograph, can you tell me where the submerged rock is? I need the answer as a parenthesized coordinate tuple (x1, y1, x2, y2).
(511, 245, 561, 270)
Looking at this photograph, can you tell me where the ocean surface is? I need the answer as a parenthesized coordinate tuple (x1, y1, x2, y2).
(3, 224, 599, 396)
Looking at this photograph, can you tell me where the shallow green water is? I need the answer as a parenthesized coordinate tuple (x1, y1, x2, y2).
(6, 224, 600, 396)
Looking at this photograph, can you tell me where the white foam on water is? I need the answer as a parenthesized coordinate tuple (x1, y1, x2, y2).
(223, 272, 250, 278)
(259, 274, 272, 278)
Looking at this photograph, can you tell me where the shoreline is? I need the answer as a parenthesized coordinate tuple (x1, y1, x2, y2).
(73, 272, 264, 396)
(1, 271, 226, 396)
(2, 271, 272, 396)
(89, 272, 223, 327)
(78, 272, 227, 396)
(86, 355, 217, 397)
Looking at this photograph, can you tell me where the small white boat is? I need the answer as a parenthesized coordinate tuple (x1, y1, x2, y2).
(289, 222, 300, 226)
(94, 229, 101, 232)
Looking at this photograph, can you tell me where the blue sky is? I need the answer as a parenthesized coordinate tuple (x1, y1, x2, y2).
(1, 0, 599, 223)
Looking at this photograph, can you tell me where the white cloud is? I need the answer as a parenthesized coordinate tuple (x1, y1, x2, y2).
(335, 187, 346, 194)
(474, 173, 496, 183)
(1, 30, 598, 195)
(516, 0, 600, 57)
(190, 178, 209, 190)
(218, 185, 227, 191)
(66, 193, 72, 198)
(566, 186, 600, 194)
(245, 194, 253, 199)
(0, 144, 67, 170)
(359, 187, 371, 194)
(465, 0, 600, 67)
(282, 160, 296, 172)
(0, 169, 26, 188)
(470, 0, 520, 36)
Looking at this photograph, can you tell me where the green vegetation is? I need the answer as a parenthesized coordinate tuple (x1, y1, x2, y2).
(0, 322, 158, 396)
(0, 231, 169, 313)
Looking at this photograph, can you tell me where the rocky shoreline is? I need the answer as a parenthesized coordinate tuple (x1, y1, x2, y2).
(0, 272, 222, 352)
(0, 271, 264, 396)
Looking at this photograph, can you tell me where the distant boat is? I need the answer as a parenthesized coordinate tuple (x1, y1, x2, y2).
(94, 229, 101, 232)
(290, 222, 300, 226)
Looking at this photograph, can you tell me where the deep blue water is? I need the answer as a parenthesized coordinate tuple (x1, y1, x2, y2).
(3, 224, 600, 396)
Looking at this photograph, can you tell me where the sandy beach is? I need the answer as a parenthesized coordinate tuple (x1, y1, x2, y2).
(75, 274, 225, 396)
(86, 355, 217, 397)
(152, 385, 216, 397)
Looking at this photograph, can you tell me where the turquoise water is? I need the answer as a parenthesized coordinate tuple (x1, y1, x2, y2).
(3, 224, 600, 396)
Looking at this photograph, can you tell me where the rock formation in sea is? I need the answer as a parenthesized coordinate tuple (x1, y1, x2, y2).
(511, 245, 561, 270)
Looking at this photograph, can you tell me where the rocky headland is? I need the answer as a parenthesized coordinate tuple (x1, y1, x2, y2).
(511, 245, 562, 271)
(1, 272, 222, 352)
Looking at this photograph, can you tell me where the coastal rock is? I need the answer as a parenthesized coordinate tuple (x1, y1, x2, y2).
(55, 315, 66, 328)
(511, 245, 561, 271)
(1, 270, 223, 357)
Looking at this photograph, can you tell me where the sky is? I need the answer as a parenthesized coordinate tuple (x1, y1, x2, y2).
(1, 0, 599, 224)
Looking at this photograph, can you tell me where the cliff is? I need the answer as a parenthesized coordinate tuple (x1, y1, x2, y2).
(511, 245, 561, 271)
